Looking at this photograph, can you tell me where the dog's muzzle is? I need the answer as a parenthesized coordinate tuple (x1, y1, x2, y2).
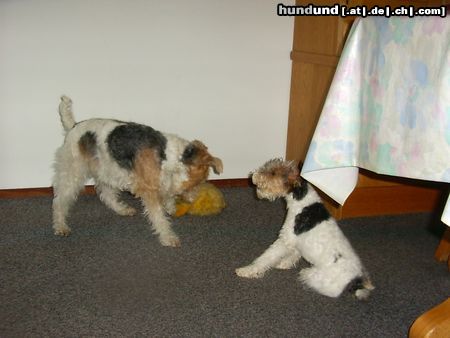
(256, 188, 276, 201)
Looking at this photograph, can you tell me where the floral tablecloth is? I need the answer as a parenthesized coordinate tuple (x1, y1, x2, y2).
(301, 15, 450, 225)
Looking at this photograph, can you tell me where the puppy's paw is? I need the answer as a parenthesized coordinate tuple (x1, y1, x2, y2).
(54, 226, 71, 237)
(235, 265, 265, 279)
(159, 234, 181, 247)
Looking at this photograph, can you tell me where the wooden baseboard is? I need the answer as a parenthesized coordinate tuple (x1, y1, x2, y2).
(0, 178, 252, 199)
(1, 177, 445, 221)
(208, 178, 252, 188)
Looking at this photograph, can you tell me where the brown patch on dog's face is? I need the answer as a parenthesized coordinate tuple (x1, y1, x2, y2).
(131, 148, 161, 198)
(181, 140, 223, 191)
(251, 159, 299, 200)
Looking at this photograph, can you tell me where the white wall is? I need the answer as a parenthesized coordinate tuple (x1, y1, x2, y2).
(0, 0, 293, 189)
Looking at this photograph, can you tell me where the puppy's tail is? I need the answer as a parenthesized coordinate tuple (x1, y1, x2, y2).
(300, 265, 374, 300)
(348, 276, 375, 301)
(58, 95, 76, 131)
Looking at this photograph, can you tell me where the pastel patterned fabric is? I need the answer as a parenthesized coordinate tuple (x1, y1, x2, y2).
(301, 16, 450, 225)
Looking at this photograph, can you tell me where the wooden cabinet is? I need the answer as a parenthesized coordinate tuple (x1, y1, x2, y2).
(286, 0, 347, 164)
(285, 0, 447, 218)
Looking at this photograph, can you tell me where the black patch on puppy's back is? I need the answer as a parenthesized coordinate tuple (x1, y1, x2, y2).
(107, 122, 167, 170)
(79, 131, 97, 157)
(294, 202, 330, 235)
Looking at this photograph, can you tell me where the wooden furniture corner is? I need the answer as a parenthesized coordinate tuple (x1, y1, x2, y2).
(409, 298, 450, 338)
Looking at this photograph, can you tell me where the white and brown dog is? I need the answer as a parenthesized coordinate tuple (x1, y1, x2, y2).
(236, 159, 374, 300)
(52, 96, 223, 247)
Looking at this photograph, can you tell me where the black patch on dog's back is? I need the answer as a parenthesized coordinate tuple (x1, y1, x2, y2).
(107, 123, 167, 170)
(291, 180, 308, 200)
(294, 202, 330, 235)
(79, 131, 97, 157)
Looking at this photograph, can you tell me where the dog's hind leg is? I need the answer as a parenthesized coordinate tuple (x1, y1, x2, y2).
(95, 182, 136, 216)
(53, 190, 79, 236)
(299, 262, 360, 298)
(52, 150, 87, 236)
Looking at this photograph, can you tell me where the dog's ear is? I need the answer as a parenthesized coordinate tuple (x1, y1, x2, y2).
(182, 140, 223, 174)
(209, 157, 223, 175)
(181, 142, 199, 164)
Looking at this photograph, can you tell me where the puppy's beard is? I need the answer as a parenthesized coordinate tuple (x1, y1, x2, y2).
(256, 188, 277, 201)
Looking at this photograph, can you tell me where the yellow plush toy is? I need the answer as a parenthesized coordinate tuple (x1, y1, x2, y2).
(175, 182, 226, 217)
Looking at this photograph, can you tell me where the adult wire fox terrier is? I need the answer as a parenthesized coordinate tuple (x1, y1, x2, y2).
(52, 96, 223, 247)
(235, 159, 374, 300)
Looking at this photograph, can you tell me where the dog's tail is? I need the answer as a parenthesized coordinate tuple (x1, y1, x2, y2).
(348, 275, 375, 301)
(300, 265, 374, 300)
(58, 95, 76, 131)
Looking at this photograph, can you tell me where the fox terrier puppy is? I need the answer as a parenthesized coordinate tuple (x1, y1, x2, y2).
(52, 96, 223, 247)
(236, 159, 374, 300)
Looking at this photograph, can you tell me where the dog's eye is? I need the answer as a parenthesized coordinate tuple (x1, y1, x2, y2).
(181, 144, 197, 163)
(271, 171, 276, 176)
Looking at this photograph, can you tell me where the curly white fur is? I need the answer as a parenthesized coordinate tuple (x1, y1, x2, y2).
(236, 159, 374, 300)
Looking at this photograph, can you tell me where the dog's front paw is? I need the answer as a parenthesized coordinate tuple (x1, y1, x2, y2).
(235, 265, 265, 279)
(159, 234, 181, 247)
(54, 226, 71, 237)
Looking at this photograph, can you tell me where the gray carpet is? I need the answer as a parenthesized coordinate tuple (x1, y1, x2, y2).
(1, 187, 449, 337)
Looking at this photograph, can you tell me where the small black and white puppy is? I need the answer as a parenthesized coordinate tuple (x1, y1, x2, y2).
(236, 159, 374, 299)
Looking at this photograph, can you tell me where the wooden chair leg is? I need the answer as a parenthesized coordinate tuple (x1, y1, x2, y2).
(409, 298, 450, 338)
(434, 228, 450, 270)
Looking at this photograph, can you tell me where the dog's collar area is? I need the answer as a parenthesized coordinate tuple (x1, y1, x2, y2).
(290, 180, 308, 201)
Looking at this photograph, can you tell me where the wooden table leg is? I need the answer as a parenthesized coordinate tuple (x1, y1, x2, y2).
(409, 229, 450, 337)
(435, 228, 450, 270)
(409, 298, 450, 338)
